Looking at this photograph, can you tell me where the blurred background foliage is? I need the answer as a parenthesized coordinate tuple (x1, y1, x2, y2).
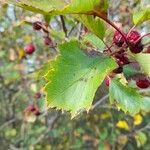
(0, 0, 150, 150)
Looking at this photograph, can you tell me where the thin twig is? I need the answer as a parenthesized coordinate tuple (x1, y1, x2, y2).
(92, 94, 109, 110)
(60, 15, 68, 38)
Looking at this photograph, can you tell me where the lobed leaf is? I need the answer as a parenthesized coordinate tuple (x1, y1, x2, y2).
(44, 41, 117, 117)
(109, 78, 141, 115)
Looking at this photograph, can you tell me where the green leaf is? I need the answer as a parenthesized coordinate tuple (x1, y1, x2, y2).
(135, 53, 150, 77)
(7, 0, 107, 39)
(123, 65, 138, 78)
(7, 0, 67, 14)
(133, 7, 150, 25)
(44, 41, 117, 117)
(78, 15, 106, 39)
(141, 97, 150, 112)
(7, 0, 108, 16)
(135, 132, 147, 147)
(109, 78, 141, 115)
(83, 33, 105, 52)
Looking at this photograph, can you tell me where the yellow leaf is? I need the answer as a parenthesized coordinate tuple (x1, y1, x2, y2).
(133, 114, 143, 126)
(116, 120, 129, 130)
(16, 47, 25, 60)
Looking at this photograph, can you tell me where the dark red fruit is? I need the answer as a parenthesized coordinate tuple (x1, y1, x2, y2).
(113, 31, 125, 47)
(104, 76, 111, 87)
(35, 111, 41, 116)
(127, 31, 141, 44)
(136, 78, 150, 89)
(127, 31, 143, 54)
(25, 104, 41, 115)
(115, 53, 130, 65)
(24, 43, 35, 55)
(146, 46, 150, 53)
(33, 21, 42, 30)
(129, 43, 143, 54)
(113, 66, 123, 74)
(44, 37, 52, 46)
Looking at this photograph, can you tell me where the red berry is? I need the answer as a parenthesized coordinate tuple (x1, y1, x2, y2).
(136, 78, 150, 89)
(33, 21, 42, 30)
(35, 111, 41, 116)
(113, 31, 125, 47)
(129, 43, 143, 54)
(126, 31, 143, 53)
(115, 53, 130, 65)
(146, 46, 150, 53)
(24, 43, 35, 55)
(104, 76, 111, 86)
(127, 31, 141, 44)
(44, 37, 52, 46)
(113, 66, 123, 74)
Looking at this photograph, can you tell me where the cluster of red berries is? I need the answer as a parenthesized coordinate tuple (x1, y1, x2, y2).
(105, 30, 150, 89)
(24, 21, 53, 55)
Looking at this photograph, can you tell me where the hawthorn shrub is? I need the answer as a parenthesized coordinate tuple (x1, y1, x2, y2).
(0, 0, 150, 149)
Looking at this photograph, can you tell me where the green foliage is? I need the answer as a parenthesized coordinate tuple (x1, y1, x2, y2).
(44, 41, 117, 116)
(135, 53, 150, 77)
(83, 33, 105, 51)
(135, 132, 147, 147)
(133, 7, 150, 25)
(109, 78, 141, 115)
(78, 15, 106, 39)
(141, 97, 150, 112)
(7, 0, 108, 15)
(1, 1, 150, 149)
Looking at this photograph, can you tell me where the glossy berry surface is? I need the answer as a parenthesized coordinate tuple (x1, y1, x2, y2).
(129, 43, 143, 54)
(136, 78, 150, 89)
(44, 37, 52, 46)
(24, 43, 35, 55)
(127, 31, 141, 44)
(33, 21, 42, 30)
(113, 31, 125, 47)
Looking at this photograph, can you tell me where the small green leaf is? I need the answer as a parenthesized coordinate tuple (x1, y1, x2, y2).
(135, 132, 147, 147)
(141, 97, 150, 112)
(78, 15, 106, 39)
(133, 7, 150, 25)
(123, 65, 138, 78)
(135, 53, 150, 77)
(44, 41, 117, 117)
(83, 34, 105, 52)
(109, 78, 141, 115)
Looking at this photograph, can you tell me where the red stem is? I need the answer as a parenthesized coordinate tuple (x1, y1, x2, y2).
(94, 10, 128, 45)
(134, 32, 150, 44)
(141, 32, 150, 39)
